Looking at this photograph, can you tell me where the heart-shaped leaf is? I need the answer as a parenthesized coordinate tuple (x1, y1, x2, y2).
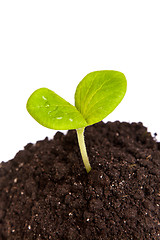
(27, 88, 87, 130)
(75, 70, 127, 125)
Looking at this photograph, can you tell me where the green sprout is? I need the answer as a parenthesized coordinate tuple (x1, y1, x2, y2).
(26, 70, 127, 173)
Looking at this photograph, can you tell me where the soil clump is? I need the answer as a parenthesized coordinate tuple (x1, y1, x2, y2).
(0, 121, 160, 239)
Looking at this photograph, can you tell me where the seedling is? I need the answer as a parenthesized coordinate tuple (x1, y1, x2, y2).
(26, 70, 127, 173)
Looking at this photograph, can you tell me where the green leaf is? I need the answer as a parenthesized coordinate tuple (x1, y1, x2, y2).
(75, 70, 127, 125)
(26, 88, 87, 130)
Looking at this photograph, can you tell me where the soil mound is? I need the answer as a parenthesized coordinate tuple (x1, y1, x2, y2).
(0, 121, 160, 239)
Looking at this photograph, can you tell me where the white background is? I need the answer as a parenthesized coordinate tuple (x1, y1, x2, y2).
(0, 0, 160, 163)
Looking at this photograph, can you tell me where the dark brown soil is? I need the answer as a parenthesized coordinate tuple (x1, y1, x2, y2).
(0, 121, 160, 240)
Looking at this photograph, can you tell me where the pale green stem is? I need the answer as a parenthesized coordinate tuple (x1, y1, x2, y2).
(76, 127, 91, 173)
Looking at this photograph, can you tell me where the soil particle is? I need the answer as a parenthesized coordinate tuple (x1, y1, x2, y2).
(0, 121, 160, 240)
